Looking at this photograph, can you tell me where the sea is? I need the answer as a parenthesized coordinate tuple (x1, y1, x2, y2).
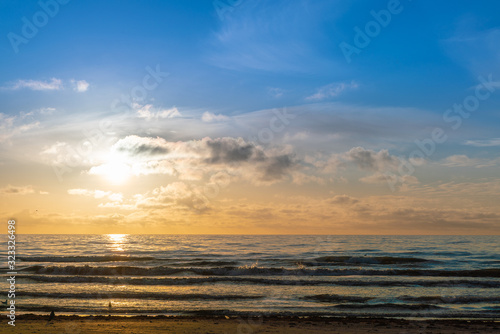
(2, 235, 500, 319)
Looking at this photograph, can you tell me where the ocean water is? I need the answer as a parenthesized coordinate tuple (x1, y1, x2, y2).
(2, 234, 499, 319)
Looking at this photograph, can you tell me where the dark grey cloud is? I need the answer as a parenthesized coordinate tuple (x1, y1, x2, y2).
(114, 135, 169, 156)
(203, 137, 296, 183)
(205, 138, 254, 164)
(258, 154, 294, 182)
(344, 147, 397, 171)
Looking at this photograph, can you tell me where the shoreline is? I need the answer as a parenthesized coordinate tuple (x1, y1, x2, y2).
(8, 314, 500, 333)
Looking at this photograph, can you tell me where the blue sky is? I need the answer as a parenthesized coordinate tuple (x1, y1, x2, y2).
(1, 0, 499, 113)
(1, 0, 500, 234)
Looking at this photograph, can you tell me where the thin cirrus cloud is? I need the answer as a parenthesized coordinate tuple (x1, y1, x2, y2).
(10, 78, 63, 91)
(0, 111, 40, 143)
(207, 0, 344, 72)
(136, 104, 181, 120)
(465, 138, 500, 147)
(3, 78, 89, 92)
(306, 81, 359, 101)
(440, 155, 500, 168)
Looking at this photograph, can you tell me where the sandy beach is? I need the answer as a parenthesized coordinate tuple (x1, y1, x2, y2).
(5, 315, 499, 334)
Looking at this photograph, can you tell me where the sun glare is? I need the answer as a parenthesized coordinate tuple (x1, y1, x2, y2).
(98, 162, 132, 185)
(107, 234, 127, 252)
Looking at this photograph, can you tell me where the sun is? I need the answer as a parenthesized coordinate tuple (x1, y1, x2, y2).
(104, 162, 131, 184)
(89, 151, 134, 184)
(91, 161, 132, 184)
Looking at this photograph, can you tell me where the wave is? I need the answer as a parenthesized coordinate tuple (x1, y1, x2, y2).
(16, 305, 500, 319)
(399, 295, 500, 304)
(18, 256, 239, 267)
(21, 291, 263, 301)
(313, 256, 432, 265)
(18, 256, 158, 263)
(304, 294, 500, 305)
(302, 294, 373, 303)
(331, 303, 444, 311)
(21, 275, 500, 288)
(19, 265, 500, 277)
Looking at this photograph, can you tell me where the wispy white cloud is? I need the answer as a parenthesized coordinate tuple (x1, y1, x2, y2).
(306, 81, 359, 101)
(202, 111, 229, 122)
(71, 79, 90, 92)
(3, 78, 90, 92)
(440, 155, 500, 168)
(136, 104, 181, 120)
(0, 112, 40, 143)
(268, 87, 284, 98)
(207, 1, 346, 72)
(38, 107, 56, 115)
(9, 78, 63, 91)
(443, 23, 500, 77)
(465, 138, 500, 147)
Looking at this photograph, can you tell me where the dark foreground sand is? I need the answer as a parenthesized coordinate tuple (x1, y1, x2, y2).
(3, 315, 499, 334)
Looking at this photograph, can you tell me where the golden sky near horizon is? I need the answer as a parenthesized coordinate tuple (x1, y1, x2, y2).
(2, 110, 499, 235)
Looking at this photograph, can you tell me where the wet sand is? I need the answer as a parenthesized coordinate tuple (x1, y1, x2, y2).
(4, 315, 500, 333)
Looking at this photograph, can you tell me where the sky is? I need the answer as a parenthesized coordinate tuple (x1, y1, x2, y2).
(0, 0, 499, 234)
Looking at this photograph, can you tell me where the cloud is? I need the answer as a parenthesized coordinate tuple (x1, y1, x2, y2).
(0, 112, 40, 143)
(89, 136, 297, 185)
(201, 111, 229, 122)
(0, 185, 36, 196)
(440, 155, 500, 168)
(71, 79, 89, 92)
(328, 194, 359, 205)
(306, 81, 358, 101)
(441, 155, 477, 167)
(115, 135, 169, 156)
(465, 138, 500, 147)
(38, 107, 56, 115)
(136, 182, 210, 211)
(360, 173, 418, 186)
(68, 189, 123, 202)
(268, 87, 284, 98)
(92, 181, 215, 212)
(3, 78, 90, 92)
(312, 146, 419, 189)
(257, 154, 294, 182)
(136, 104, 181, 120)
(443, 24, 500, 79)
(343, 147, 398, 171)
(207, 1, 345, 72)
(204, 138, 255, 164)
(8, 78, 63, 91)
(40, 141, 94, 167)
